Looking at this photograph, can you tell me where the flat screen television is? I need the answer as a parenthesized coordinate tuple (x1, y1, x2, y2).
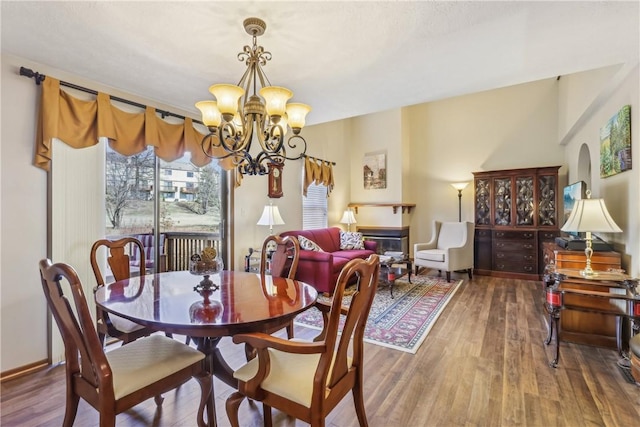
(562, 181, 586, 237)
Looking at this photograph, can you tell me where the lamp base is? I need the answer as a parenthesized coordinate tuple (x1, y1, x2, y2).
(580, 268, 599, 278)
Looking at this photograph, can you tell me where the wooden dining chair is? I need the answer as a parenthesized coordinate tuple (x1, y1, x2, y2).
(39, 259, 213, 427)
(90, 237, 156, 346)
(260, 234, 301, 339)
(226, 254, 380, 427)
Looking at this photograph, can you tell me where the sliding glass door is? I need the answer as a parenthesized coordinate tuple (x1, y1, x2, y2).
(105, 146, 226, 276)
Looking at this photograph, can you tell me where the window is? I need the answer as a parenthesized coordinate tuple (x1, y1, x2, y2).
(302, 183, 328, 230)
(105, 146, 225, 272)
(187, 171, 194, 177)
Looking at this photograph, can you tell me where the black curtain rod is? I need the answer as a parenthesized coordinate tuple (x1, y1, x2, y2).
(19, 66, 201, 123)
(302, 154, 336, 166)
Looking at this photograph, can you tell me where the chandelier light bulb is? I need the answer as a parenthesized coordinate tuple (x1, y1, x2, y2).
(286, 103, 311, 133)
(209, 84, 245, 119)
(195, 101, 222, 128)
(259, 86, 293, 118)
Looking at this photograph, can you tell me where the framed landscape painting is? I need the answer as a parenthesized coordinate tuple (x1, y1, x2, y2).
(600, 105, 632, 178)
(363, 151, 386, 189)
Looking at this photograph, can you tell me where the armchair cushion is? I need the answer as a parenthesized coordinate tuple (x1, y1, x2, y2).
(416, 249, 445, 263)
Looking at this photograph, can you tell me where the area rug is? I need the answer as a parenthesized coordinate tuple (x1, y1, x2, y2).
(294, 274, 463, 354)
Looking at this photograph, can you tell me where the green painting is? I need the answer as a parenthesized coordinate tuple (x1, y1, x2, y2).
(600, 105, 632, 178)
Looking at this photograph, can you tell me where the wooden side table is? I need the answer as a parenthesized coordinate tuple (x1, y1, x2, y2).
(542, 242, 622, 348)
(543, 269, 639, 368)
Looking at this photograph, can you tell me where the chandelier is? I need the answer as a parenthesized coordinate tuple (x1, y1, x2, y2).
(196, 17, 311, 176)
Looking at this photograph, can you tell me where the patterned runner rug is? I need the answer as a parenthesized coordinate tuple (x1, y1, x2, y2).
(294, 274, 463, 354)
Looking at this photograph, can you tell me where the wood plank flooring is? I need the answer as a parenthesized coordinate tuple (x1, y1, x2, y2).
(2, 274, 639, 426)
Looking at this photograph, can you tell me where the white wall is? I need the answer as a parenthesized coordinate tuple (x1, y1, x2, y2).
(559, 64, 639, 275)
(1, 56, 49, 372)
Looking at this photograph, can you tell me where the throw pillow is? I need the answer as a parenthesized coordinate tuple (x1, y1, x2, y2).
(340, 231, 364, 250)
(298, 235, 323, 252)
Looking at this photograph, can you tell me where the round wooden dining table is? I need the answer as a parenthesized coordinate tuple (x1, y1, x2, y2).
(95, 270, 318, 426)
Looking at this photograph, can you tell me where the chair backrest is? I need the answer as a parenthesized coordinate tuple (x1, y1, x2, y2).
(320, 254, 379, 391)
(39, 259, 110, 391)
(90, 237, 145, 288)
(436, 221, 470, 249)
(260, 235, 301, 279)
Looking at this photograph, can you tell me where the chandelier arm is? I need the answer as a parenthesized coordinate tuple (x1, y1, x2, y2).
(281, 135, 308, 161)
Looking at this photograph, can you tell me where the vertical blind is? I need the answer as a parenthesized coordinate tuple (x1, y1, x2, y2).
(302, 182, 328, 230)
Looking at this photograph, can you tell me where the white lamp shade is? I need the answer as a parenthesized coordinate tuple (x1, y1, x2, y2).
(451, 182, 469, 191)
(257, 204, 285, 226)
(561, 198, 622, 233)
(340, 210, 357, 225)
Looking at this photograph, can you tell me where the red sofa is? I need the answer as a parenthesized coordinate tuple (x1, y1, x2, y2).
(280, 227, 377, 294)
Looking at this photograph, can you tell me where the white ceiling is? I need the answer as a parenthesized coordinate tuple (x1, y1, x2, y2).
(2, 1, 639, 126)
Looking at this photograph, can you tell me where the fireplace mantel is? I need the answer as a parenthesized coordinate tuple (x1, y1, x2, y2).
(348, 203, 415, 214)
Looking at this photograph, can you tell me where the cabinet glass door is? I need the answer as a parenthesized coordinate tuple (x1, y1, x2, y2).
(475, 178, 491, 225)
(515, 176, 534, 225)
(494, 178, 511, 226)
(538, 174, 557, 226)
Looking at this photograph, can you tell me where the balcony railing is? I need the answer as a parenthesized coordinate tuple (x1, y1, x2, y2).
(164, 231, 221, 271)
(111, 231, 223, 274)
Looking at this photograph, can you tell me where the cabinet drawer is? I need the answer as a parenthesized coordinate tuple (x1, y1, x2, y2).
(493, 261, 537, 274)
(493, 240, 536, 252)
(493, 230, 535, 240)
(539, 230, 559, 241)
(494, 251, 536, 263)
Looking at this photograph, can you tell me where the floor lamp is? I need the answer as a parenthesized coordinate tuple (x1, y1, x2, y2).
(451, 182, 469, 222)
(560, 191, 622, 277)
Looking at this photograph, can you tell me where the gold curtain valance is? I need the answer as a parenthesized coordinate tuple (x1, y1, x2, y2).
(303, 156, 334, 197)
(34, 77, 235, 172)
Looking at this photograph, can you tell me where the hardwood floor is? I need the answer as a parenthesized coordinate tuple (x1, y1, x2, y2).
(2, 274, 639, 426)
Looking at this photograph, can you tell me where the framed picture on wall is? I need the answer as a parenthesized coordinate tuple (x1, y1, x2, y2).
(363, 151, 386, 189)
(600, 105, 632, 178)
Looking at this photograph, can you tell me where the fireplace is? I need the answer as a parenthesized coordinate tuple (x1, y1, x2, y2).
(357, 226, 410, 255)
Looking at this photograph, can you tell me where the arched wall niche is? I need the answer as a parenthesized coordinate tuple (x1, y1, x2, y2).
(577, 143, 592, 191)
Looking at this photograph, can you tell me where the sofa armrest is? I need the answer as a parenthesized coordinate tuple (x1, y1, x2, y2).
(364, 240, 377, 252)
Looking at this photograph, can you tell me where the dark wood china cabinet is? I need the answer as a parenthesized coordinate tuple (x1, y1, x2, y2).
(473, 166, 561, 280)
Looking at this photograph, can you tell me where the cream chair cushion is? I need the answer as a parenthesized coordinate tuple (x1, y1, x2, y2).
(233, 339, 351, 408)
(106, 334, 204, 399)
(416, 249, 445, 262)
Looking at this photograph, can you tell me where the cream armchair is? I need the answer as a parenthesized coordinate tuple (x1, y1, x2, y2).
(414, 221, 474, 282)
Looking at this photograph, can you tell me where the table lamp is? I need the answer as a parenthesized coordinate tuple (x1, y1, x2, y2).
(257, 201, 285, 235)
(340, 209, 357, 231)
(560, 191, 622, 277)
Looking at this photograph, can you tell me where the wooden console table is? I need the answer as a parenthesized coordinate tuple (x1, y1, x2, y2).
(542, 242, 622, 348)
(543, 269, 639, 367)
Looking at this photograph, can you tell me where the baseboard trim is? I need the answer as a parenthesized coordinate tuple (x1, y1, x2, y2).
(0, 359, 49, 383)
